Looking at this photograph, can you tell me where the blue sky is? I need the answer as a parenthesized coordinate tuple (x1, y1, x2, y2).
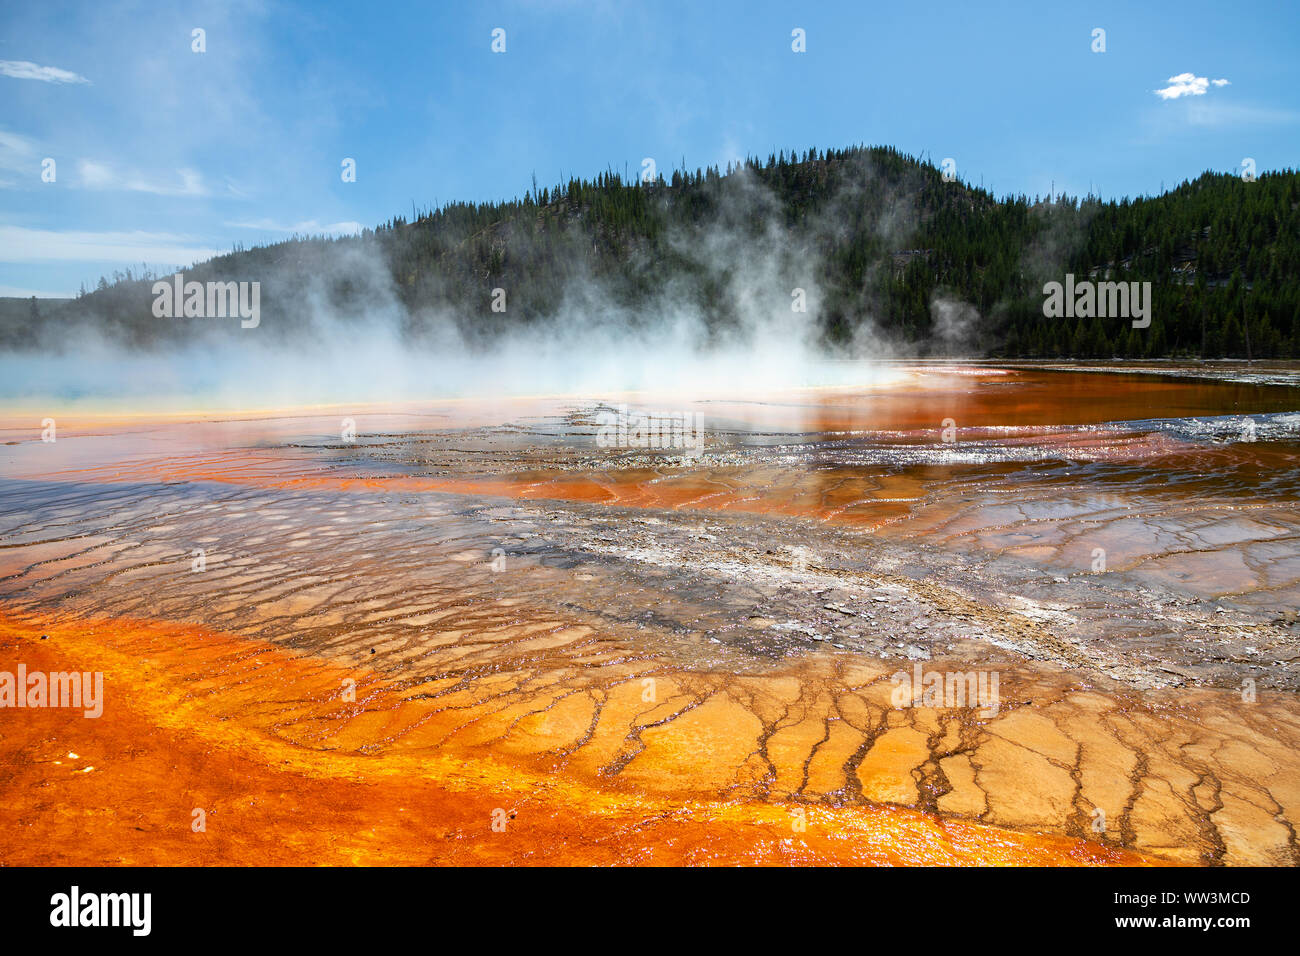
(1, 0, 1296, 297)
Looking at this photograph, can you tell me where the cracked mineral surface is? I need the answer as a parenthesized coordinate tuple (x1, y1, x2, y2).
(2, 364, 1297, 865)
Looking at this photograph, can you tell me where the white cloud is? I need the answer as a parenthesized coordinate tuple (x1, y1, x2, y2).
(227, 218, 364, 237)
(0, 129, 39, 185)
(77, 160, 114, 189)
(0, 60, 90, 84)
(1155, 73, 1231, 100)
(77, 160, 208, 196)
(0, 225, 222, 264)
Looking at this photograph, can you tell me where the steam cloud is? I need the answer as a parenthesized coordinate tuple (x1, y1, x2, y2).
(2, 158, 999, 413)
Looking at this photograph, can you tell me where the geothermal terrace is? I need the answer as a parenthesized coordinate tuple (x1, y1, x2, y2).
(2, 365, 1298, 865)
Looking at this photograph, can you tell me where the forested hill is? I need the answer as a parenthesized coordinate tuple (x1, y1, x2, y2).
(10, 145, 1300, 358)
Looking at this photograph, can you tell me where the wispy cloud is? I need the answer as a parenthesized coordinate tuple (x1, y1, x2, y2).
(77, 161, 208, 196)
(0, 225, 222, 264)
(1184, 101, 1299, 127)
(1154, 72, 1231, 100)
(0, 129, 39, 186)
(0, 60, 89, 84)
(227, 218, 364, 237)
(0, 283, 75, 299)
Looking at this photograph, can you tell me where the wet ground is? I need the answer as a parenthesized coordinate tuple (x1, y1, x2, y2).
(2, 363, 1298, 865)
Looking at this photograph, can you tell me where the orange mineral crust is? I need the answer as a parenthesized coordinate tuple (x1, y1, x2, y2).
(0, 612, 1158, 866)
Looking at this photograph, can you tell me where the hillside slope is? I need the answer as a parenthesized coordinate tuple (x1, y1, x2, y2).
(11, 146, 1300, 359)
